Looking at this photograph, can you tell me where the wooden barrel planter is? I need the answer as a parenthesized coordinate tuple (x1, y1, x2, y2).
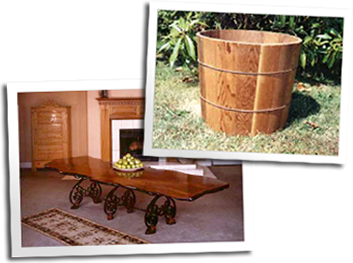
(197, 30, 302, 135)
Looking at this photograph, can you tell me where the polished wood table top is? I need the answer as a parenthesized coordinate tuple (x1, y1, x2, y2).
(46, 156, 229, 201)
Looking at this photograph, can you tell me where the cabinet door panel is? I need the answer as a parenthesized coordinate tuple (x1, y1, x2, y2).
(37, 113, 63, 124)
(37, 123, 62, 132)
(36, 138, 64, 145)
(32, 103, 71, 168)
(36, 132, 63, 140)
(37, 144, 64, 152)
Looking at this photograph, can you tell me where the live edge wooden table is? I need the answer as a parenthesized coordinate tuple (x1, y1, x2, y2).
(45, 156, 229, 235)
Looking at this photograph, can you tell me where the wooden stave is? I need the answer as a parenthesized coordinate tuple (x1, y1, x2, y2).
(197, 29, 301, 135)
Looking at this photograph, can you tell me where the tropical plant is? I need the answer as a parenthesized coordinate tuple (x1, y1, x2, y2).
(157, 12, 207, 68)
(269, 15, 343, 83)
(157, 10, 189, 38)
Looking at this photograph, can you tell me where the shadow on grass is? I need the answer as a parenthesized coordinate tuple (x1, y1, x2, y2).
(285, 92, 321, 128)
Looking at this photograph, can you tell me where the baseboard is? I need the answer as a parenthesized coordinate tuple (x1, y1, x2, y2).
(20, 162, 32, 168)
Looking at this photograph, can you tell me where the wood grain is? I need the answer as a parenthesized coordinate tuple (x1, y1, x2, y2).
(197, 29, 302, 135)
(46, 156, 229, 201)
(31, 102, 71, 169)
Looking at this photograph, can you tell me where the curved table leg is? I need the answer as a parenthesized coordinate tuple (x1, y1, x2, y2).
(88, 181, 102, 203)
(122, 189, 136, 213)
(104, 186, 119, 220)
(69, 178, 87, 209)
(163, 197, 176, 225)
(144, 195, 177, 235)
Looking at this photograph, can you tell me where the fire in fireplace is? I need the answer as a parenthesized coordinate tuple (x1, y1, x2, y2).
(119, 129, 158, 161)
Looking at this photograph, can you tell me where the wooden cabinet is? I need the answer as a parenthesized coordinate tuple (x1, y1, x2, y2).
(31, 101, 71, 169)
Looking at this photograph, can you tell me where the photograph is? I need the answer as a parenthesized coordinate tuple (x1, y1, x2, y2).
(144, 2, 350, 164)
(2, 1, 353, 263)
(7, 80, 253, 257)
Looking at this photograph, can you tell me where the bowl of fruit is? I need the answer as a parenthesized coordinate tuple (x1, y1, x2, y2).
(115, 171, 143, 178)
(113, 153, 144, 172)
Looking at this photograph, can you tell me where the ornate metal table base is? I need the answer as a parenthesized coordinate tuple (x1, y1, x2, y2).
(103, 186, 136, 220)
(68, 177, 177, 235)
(145, 195, 176, 235)
(48, 157, 229, 236)
(69, 178, 102, 209)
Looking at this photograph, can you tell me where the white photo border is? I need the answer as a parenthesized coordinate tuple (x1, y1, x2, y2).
(8, 79, 254, 257)
(143, 1, 352, 164)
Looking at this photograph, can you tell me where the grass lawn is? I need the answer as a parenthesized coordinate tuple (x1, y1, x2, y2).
(152, 62, 341, 156)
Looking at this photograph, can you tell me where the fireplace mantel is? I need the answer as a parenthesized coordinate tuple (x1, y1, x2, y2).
(97, 97, 145, 162)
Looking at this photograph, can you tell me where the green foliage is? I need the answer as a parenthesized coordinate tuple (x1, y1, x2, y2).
(157, 10, 344, 83)
(269, 15, 343, 83)
(157, 11, 206, 68)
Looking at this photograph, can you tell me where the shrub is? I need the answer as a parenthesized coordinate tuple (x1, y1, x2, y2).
(268, 15, 343, 83)
(157, 11, 207, 69)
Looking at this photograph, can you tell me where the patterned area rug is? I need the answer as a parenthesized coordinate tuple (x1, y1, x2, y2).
(22, 208, 150, 246)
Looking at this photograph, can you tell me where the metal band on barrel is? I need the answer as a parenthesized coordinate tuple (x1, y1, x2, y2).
(198, 60, 296, 76)
(200, 94, 288, 113)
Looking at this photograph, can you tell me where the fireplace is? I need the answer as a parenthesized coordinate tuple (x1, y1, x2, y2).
(111, 118, 158, 162)
(111, 120, 159, 162)
(120, 129, 143, 158)
(97, 97, 159, 163)
(97, 98, 145, 162)
(119, 129, 158, 161)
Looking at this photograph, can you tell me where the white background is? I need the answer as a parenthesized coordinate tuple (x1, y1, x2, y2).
(1, 0, 353, 262)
